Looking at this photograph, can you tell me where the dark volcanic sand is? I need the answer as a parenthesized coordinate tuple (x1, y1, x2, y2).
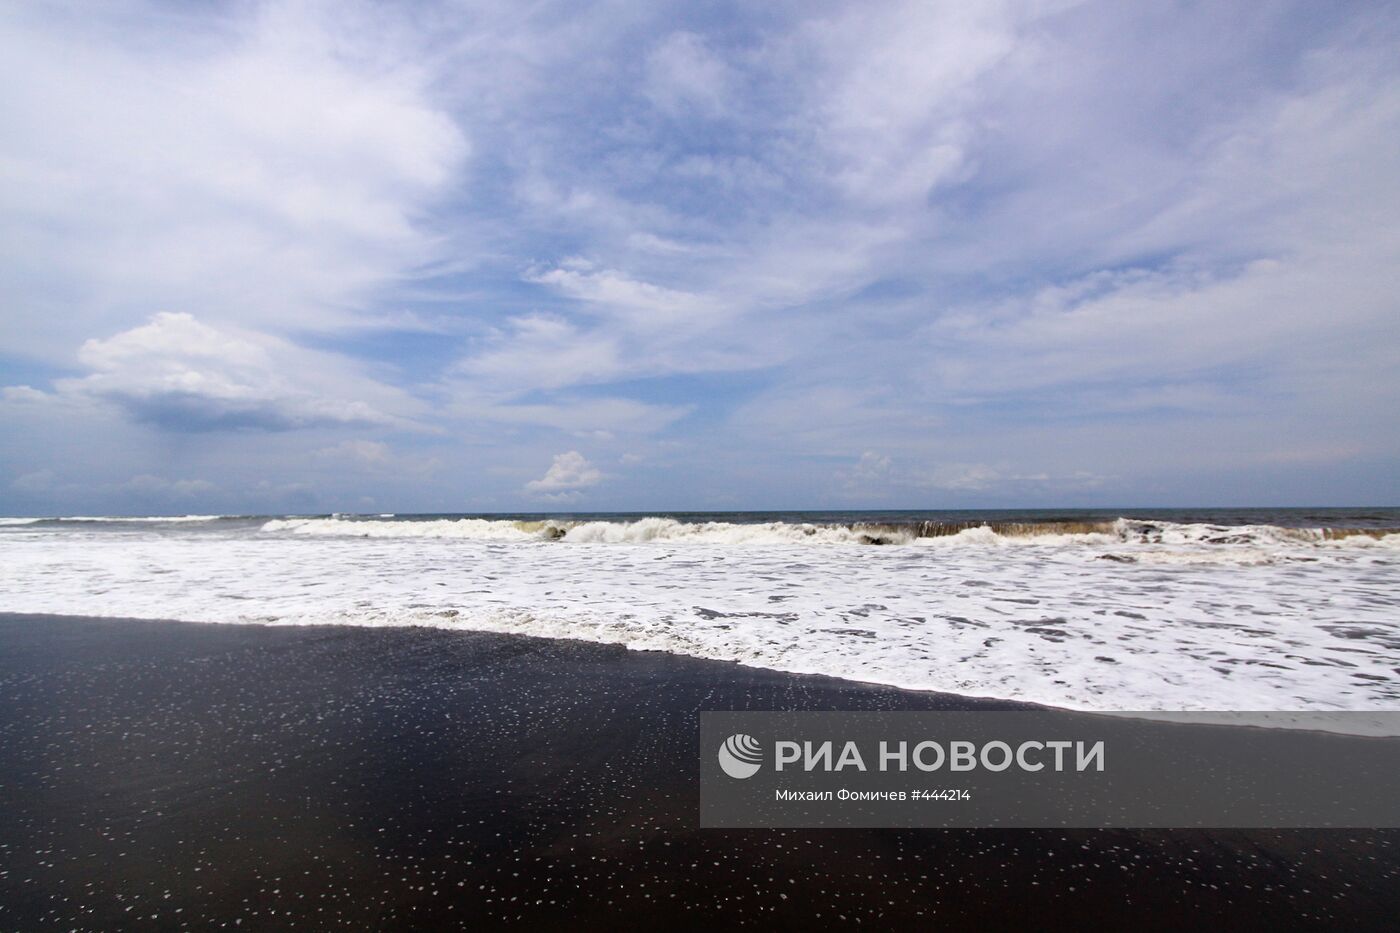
(1, 614, 1397, 930)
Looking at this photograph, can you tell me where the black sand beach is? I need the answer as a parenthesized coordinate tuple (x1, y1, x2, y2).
(1, 613, 1397, 930)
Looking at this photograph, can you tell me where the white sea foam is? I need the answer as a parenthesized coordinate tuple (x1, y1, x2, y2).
(257, 514, 1400, 549)
(261, 515, 889, 544)
(1, 517, 1397, 713)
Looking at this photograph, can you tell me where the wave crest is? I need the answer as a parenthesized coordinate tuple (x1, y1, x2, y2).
(258, 515, 1400, 549)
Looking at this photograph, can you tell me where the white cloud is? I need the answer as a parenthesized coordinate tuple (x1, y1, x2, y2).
(447, 312, 706, 434)
(626, 232, 698, 256)
(525, 450, 602, 497)
(0, 0, 466, 357)
(909, 61, 1400, 414)
(457, 315, 624, 391)
(792, 1, 1022, 206)
(1, 386, 49, 404)
(46, 312, 422, 432)
(527, 262, 723, 327)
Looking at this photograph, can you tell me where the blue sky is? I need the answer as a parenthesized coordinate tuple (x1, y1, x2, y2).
(2, 0, 1398, 514)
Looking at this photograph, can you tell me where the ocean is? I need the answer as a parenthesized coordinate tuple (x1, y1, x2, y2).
(2, 507, 1397, 713)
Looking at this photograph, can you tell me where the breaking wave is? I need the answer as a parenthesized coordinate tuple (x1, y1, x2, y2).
(259, 515, 1400, 549)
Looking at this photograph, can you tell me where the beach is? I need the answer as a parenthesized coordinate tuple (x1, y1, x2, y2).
(2, 612, 1397, 930)
(7, 0, 1400, 926)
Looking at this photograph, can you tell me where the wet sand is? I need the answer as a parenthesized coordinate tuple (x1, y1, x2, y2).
(1, 613, 1397, 929)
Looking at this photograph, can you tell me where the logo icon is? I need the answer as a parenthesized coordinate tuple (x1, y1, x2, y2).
(718, 733, 763, 779)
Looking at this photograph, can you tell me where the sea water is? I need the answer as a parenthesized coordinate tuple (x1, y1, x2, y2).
(1, 508, 1397, 712)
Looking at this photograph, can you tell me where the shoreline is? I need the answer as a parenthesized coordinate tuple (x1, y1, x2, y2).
(2, 613, 1398, 928)
(5, 608, 1064, 712)
(6, 612, 1393, 733)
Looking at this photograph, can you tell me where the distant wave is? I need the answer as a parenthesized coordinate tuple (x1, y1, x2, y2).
(259, 515, 1400, 548)
(0, 515, 237, 528)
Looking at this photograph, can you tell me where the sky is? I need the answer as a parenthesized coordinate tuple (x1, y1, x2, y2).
(2, 0, 1398, 514)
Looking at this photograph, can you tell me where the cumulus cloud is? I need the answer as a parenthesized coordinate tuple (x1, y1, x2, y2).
(43, 312, 421, 432)
(525, 450, 603, 498)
